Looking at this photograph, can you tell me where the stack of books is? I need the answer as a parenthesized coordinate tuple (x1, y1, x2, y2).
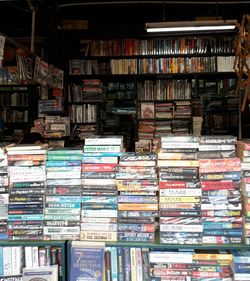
(157, 136, 201, 244)
(192, 252, 233, 280)
(81, 136, 123, 242)
(237, 139, 250, 244)
(6, 143, 47, 240)
(199, 135, 243, 244)
(117, 152, 158, 242)
(149, 250, 194, 280)
(0, 145, 9, 240)
(44, 147, 82, 240)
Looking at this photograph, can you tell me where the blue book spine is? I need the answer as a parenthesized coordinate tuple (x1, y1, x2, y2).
(203, 229, 243, 237)
(0, 247, 3, 275)
(203, 222, 240, 229)
(110, 247, 118, 281)
(234, 263, 250, 273)
(46, 160, 81, 167)
(117, 247, 125, 281)
(123, 247, 131, 281)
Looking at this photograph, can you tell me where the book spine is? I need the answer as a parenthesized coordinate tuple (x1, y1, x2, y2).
(110, 247, 118, 281)
(130, 247, 137, 281)
(3, 247, 12, 276)
(117, 247, 125, 281)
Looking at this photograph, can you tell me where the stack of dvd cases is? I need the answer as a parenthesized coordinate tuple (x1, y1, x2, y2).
(149, 250, 194, 280)
(81, 136, 123, 242)
(116, 152, 158, 242)
(237, 139, 250, 244)
(157, 136, 201, 244)
(6, 144, 47, 240)
(192, 252, 233, 280)
(0, 146, 9, 240)
(199, 135, 243, 244)
(44, 147, 82, 240)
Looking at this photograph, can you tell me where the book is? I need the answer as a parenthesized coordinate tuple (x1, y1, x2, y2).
(22, 265, 58, 281)
(140, 102, 154, 119)
(70, 241, 105, 281)
(6, 143, 48, 151)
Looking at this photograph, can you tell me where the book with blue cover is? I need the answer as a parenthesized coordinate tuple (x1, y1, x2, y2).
(70, 241, 105, 281)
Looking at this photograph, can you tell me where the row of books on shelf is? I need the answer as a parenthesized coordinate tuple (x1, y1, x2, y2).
(137, 79, 192, 101)
(1, 242, 250, 281)
(0, 91, 28, 106)
(69, 56, 234, 75)
(84, 37, 234, 56)
(0, 135, 250, 246)
(71, 242, 250, 281)
(68, 79, 104, 103)
(139, 100, 192, 119)
(0, 245, 61, 278)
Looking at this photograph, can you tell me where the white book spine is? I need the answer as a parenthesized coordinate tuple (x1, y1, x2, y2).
(11, 246, 23, 275)
(3, 247, 12, 276)
(32, 246, 39, 268)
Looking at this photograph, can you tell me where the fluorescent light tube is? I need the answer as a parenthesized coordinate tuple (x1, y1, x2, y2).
(145, 20, 237, 33)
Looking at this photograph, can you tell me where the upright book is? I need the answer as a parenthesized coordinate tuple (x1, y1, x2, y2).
(70, 241, 105, 281)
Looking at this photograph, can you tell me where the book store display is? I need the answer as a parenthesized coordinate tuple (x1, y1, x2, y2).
(1, 136, 250, 280)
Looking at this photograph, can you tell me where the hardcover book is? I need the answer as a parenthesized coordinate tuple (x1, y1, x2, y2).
(70, 241, 105, 281)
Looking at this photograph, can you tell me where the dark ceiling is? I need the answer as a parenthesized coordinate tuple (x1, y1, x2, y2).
(0, 0, 249, 63)
(0, 0, 249, 38)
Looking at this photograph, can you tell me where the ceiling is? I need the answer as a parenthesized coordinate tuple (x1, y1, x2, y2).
(0, 0, 249, 38)
(0, 0, 249, 62)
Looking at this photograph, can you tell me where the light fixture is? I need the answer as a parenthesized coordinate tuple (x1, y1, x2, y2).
(145, 19, 238, 33)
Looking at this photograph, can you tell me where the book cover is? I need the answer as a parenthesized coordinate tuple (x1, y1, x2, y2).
(140, 102, 154, 119)
(70, 241, 105, 281)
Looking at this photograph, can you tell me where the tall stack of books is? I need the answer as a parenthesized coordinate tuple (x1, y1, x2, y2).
(6, 143, 47, 240)
(0, 145, 9, 240)
(192, 252, 233, 280)
(81, 136, 123, 242)
(44, 147, 82, 240)
(116, 152, 158, 242)
(199, 135, 243, 244)
(157, 136, 201, 244)
(237, 139, 250, 244)
(149, 250, 195, 280)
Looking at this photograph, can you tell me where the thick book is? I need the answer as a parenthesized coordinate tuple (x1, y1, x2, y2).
(70, 241, 105, 281)
(6, 143, 48, 151)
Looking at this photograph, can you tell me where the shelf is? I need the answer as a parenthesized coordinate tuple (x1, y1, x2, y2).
(105, 242, 250, 250)
(69, 52, 235, 60)
(68, 100, 104, 104)
(69, 72, 236, 80)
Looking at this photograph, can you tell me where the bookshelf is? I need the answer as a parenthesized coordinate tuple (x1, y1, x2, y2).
(67, 78, 105, 143)
(67, 35, 237, 149)
(0, 85, 39, 143)
(0, 240, 67, 281)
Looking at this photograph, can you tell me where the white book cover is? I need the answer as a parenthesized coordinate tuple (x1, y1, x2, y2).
(6, 143, 48, 151)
